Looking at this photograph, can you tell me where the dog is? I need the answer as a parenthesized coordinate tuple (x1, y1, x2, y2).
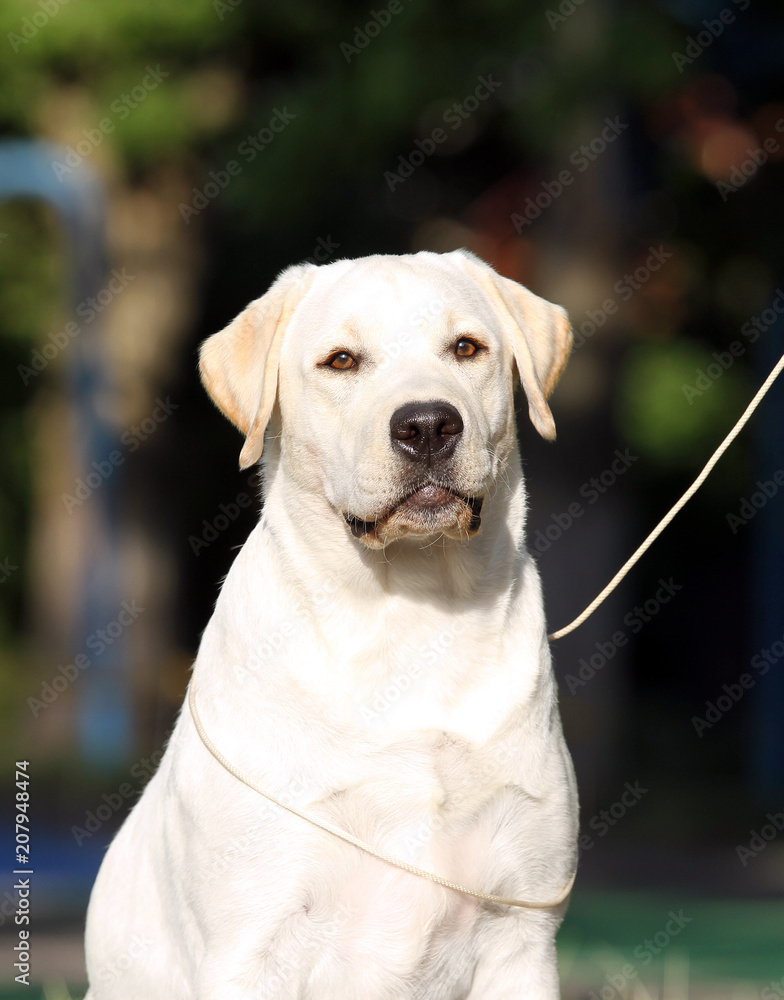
(84, 249, 578, 999)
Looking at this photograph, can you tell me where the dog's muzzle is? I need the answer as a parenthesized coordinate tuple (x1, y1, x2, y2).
(344, 398, 484, 546)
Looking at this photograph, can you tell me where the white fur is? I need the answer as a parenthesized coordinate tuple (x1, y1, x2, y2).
(84, 251, 578, 999)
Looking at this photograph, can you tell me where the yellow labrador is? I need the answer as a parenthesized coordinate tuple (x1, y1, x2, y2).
(85, 250, 578, 999)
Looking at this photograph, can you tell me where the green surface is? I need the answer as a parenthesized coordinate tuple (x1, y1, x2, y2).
(559, 891, 784, 991)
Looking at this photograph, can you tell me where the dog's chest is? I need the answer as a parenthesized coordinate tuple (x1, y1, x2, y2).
(183, 725, 512, 997)
(318, 733, 507, 897)
(272, 598, 538, 747)
(260, 738, 501, 995)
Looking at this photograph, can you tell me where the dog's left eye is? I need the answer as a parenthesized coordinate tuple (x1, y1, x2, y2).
(454, 337, 481, 358)
(323, 351, 357, 370)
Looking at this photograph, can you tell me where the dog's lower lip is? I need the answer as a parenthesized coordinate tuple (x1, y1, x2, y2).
(403, 484, 454, 509)
(345, 489, 483, 538)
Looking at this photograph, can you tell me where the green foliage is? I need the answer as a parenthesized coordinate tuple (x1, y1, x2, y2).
(616, 339, 751, 473)
(0, 0, 683, 182)
(0, 201, 63, 344)
(0, 0, 233, 156)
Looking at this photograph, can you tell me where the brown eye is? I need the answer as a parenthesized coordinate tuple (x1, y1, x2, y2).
(455, 338, 479, 358)
(325, 351, 357, 370)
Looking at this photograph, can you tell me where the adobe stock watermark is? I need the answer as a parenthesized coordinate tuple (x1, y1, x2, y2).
(736, 806, 784, 866)
(578, 780, 648, 857)
(510, 116, 628, 231)
(762, 973, 784, 1000)
(545, 0, 589, 31)
(257, 904, 355, 999)
(189, 476, 257, 556)
(0, 890, 25, 930)
(564, 579, 682, 694)
(0, 558, 18, 584)
(50, 66, 169, 180)
(237, 573, 340, 678)
(7, 0, 71, 53)
(27, 600, 145, 717)
(393, 742, 519, 860)
(530, 448, 638, 555)
(179, 107, 297, 223)
(213, 0, 243, 19)
(692, 627, 784, 736)
(571, 246, 673, 351)
(302, 235, 341, 266)
(725, 470, 784, 534)
(377, 295, 448, 367)
(17, 269, 135, 385)
(586, 911, 692, 999)
(71, 748, 163, 846)
(61, 396, 179, 513)
(339, 0, 412, 62)
(681, 288, 784, 404)
(671, 0, 750, 73)
(358, 617, 469, 727)
(94, 934, 155, 989)
(716, 117, 784, 201)
(210, 773, 317, 880)
(384, 74, 502, 192)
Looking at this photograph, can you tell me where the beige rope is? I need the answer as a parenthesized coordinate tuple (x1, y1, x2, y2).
(548, 350, 784, 642)
(188, 680, 576, 909)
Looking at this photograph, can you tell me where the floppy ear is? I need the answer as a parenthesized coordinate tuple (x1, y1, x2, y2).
(455, 250, 572, 440)
(199, 263, 316, 469)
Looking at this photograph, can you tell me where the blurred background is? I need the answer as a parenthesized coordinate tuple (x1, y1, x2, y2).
(0, 0, 783, 996)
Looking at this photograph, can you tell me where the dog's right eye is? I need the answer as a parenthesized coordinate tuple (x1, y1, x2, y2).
(322, 351, 357, 370)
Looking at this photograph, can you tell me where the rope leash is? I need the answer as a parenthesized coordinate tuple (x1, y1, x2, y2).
(548, 350, 784, 642)
(188, 680, 576, 910)
(187, 350, 783, 909)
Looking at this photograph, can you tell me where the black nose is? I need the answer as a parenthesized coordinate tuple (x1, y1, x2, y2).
(389, 400, 464, 464)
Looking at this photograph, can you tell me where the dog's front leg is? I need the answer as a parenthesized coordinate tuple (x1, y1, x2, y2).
(193, 925, 310, 1000)
(195, 969, 258, 1000)
(195, 956, 297, 1000)
(465, 911, 564, 1000)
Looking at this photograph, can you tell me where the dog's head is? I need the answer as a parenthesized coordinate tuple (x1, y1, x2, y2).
(200, 250, 571, 548)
